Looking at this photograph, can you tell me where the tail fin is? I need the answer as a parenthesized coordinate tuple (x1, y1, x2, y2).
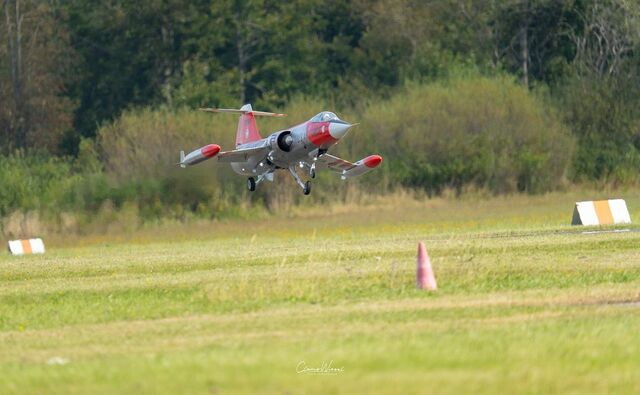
(198, 104, 286, 147)
(179, 150, 185, 168)
(236, 104, 262, 146)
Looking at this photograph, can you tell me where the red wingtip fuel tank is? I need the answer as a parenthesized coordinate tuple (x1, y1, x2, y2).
(363, 154, 383, 168)
(201, 144, 221, 158)
(180, 144, 221, 167)
(342, 155, 383, 178)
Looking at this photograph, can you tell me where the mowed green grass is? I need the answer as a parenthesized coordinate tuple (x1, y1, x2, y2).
(2, 192, 640, 394)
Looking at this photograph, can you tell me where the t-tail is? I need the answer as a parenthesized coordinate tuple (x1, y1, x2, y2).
(235, 104, 261, 146)
(199, 103, 286, 147)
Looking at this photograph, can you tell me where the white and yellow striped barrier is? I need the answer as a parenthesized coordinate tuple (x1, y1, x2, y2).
(571, 199, 631, 226)
(7, 238, 45, 255)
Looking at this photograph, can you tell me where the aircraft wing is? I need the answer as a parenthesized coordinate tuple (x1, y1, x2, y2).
(314, 154, 357, 173)
(315, 153, 383, 178)
(217, 145, 269, 163)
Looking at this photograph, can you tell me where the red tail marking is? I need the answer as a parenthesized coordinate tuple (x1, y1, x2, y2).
(236, 112, 262, 146)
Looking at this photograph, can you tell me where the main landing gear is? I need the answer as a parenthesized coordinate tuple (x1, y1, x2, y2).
(249, 167, 313, 195)
(247, 172, 275, 192)
(289, 166, 312, 195)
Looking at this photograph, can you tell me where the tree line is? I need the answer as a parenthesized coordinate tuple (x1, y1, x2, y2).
(0, 0, 639, 206)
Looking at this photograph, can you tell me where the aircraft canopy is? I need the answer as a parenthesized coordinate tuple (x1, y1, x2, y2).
(311, 111, 340, 122)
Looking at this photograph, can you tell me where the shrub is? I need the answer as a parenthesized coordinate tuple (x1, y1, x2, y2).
(558, 76, 640, 184)
(356, 76, 575, 195)
(0, 153, 79, 217)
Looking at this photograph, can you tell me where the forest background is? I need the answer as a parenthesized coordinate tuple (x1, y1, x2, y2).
(1, 0, 639, 235)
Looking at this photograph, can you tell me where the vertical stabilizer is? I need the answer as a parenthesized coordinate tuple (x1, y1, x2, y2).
(198, 104, 285, 146)
(236, 104, 262, 146)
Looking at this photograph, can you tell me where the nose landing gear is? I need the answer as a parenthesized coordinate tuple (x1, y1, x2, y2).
(289, 166, 312, 195)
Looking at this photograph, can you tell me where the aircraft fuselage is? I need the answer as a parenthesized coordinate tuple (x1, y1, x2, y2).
(230, 118, 351, 176)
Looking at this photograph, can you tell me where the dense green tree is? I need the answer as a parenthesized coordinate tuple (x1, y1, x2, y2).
(559, 0, 640, 181)
(0, 0, 75, 153)
(491, 0, 582, 86)
(174, 0, 367, 109)
(1, 0, 638, 190)
(60, 0, 210, 146)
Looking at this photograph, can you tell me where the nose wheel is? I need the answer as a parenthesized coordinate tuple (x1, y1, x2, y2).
(289, 166, 312, 195)
(247, 177, 256, 192)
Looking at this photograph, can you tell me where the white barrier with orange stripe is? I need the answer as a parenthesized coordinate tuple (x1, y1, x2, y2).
(7, 238, 46, 255)
(571, 199, 631, 226)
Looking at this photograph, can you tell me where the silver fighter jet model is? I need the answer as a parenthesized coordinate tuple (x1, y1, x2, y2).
(179, 104, 382, 195)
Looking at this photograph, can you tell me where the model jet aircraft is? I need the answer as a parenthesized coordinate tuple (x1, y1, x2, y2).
(178, 104, 382, 195)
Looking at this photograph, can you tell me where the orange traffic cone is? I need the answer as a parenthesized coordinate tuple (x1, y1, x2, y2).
(416, 241, 437, 290)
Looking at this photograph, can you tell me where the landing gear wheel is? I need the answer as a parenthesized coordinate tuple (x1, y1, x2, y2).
(303, 181, 311, 195)
(310, 166, 316, 179)
(247, 177, 256, 192)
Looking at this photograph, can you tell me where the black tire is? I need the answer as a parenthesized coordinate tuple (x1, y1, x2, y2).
(247, 177, 256, 192)
(303, 181, 311, 195)
(310, 167, 316, 179)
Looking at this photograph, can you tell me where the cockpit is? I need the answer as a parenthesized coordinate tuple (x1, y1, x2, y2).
(310, 111, 341, 123)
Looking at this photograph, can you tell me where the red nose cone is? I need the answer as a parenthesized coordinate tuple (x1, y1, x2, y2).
(201, 144, 221, 158)
(363, 155, 383, 168)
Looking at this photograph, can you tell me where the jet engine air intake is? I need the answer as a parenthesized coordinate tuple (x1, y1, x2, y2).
(275, 131, 293, 152)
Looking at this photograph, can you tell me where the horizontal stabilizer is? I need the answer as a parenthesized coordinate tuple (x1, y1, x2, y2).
(199, 107, 286, 117)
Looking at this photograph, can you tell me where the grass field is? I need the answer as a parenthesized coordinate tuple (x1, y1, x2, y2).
(2, 192, 640, 394)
